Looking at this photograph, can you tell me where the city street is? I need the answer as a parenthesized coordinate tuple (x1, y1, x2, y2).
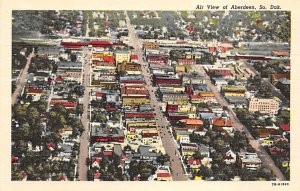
(193, 65, 286, 181)
(78, 47, 91, 181)
(11, 50, 35, 105)
(125, 11, 188, 181)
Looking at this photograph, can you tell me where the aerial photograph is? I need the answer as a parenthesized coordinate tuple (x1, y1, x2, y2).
(11, 10, 290, 181)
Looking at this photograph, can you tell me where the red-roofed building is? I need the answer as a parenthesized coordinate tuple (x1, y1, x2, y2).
(96, 92, 106, 98)
(94, 171, 101, 180)
(50, 100, 77, 108)
(223, 150, 236, 164)
(188, 158, 201, 172)
(47, 143, 55, 151)
(124, 112, 154, 119)
(26, 87, 44, 95)
(208, 68, 231, 76)
(147, 55, 169, 64)
(178, 59, 194, 65)
(271, 51, 289, 57)
(103, 21, 109, 27)
(130, 54, 138, 63)
(11, 156, 19, 163)
(103, 56, 115, 63)
(103, 151, 113, 156)
(58, 175, 67, 181)
(187, 25, 193, 33)
(166, 104, 179, 112)
(55, 76, 63, 83)
(61, 40, 112, 49)
(280, 123, 290, 132)
(21, 171, 27, 181)
(180, 119, 203, 130)
(91, 157, 102, 168)
(156, 172, 172, 181)
(269, 146, 289, 156)
(212, 117, 234, 133)
(133, 176, 139, 181)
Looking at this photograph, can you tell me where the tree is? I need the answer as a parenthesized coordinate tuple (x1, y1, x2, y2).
(27, 107, 40, 124)
(70, 54, 77, 62)
(198, 165, 212, 179)
(156, 154, 170, 166)
(76, 104, 83, 115)
(212, 138, 225, 152)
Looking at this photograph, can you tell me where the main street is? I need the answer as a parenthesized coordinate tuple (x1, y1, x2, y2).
(78, 47, 91, 181)
(193, 65, 286, 181)
(11, 50, 35, 105)
(125, 11, 188, 181)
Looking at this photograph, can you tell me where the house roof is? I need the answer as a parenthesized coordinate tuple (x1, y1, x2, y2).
(280, 123, 290, 131)
(272, 51, 289, 56)
(27, 87, 43, 94)
(55, 75, 63, 82)
(180, 119, 203, 125)
(273, 73, 290, 80)
(131, 54, 138, 60)
(96, 92, 106, 97)
(103, 151, 113, 156)
(103, 56, 115, 63)
(178, 59, 194, 63)
(11, 156, 19, 163)
(212, 118, 232, 127)
(91, 157, 102, 165)
(157, 172, 171, 177)
(224, 154, 234, 160)
(94, 171, 101, 179)
(255, 128, 281, 138)
(190, 95, 202, 99)
(47, 143, 55, 149)
(50, 100, 77, 107)
(188, 159, 200, 165)
(58, 175, 67, 181)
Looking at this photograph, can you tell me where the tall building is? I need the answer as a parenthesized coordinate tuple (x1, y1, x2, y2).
(248, 98, 280, 114)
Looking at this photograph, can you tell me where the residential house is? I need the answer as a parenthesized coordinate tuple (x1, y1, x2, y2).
(187, 158, 201, 172)
(223, 150, 236, 164)
(141, 130, 159, 145)
(179, 119, 203, 131)
(255, 128, 281, 140)
(155, 166, 172, 181)
(237, 152, 262, 170)
(212, 117, 234, 133)
(180, 143, 199, 157)
(130, 54, 138, 63)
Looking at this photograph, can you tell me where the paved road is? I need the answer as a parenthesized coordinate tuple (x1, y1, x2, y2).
(78, 47, 91, 181)
(125, 11, 188, 181)
(193, 65, 286, 181)
(11, 50, 35, 105)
